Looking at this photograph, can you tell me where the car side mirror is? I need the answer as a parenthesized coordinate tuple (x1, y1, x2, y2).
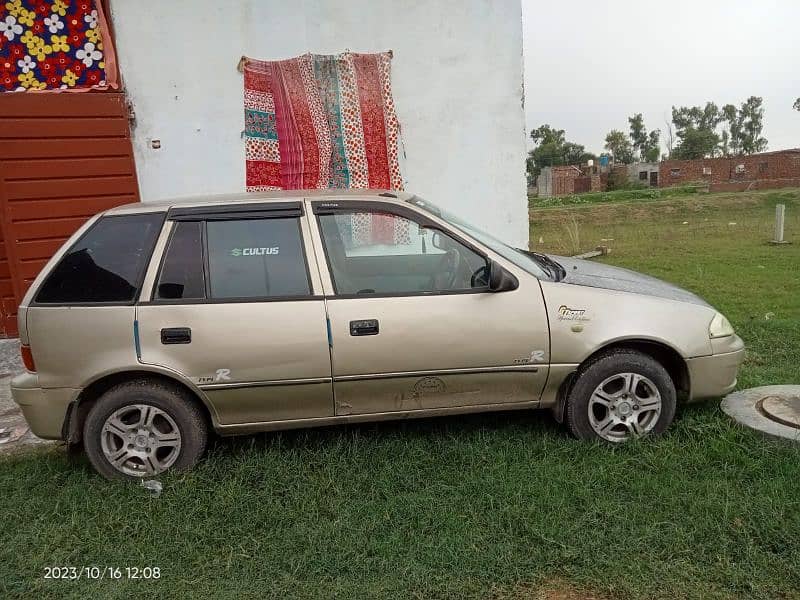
(488, 260, 518, 292)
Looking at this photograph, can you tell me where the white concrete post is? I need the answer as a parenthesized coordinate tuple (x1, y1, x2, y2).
(772, 204, 787, 244)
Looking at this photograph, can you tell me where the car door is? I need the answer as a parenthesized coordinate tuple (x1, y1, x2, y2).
(136, 202, 333, 426)
(308, 199, 550, 416)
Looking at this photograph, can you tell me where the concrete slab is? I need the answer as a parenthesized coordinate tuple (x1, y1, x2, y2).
(0, 338, 23, 377)
(721, 385, 800, 442)
(0, 339, 54, 455)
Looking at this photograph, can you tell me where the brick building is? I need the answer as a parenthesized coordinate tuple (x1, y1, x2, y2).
(660, 148, 800, 191)
(537, 164, 605, 197)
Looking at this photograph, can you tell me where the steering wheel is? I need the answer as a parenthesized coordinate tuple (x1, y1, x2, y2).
(433, 248, 462, 290)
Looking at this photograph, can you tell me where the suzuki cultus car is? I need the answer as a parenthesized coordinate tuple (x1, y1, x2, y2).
(11, 190, 744, 479)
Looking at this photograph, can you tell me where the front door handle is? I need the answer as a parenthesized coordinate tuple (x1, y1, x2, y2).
(161, 327, 191, 344)
(349, 319, 379, 336)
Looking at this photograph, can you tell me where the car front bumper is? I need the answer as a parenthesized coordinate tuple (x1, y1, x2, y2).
(10, 372, 77, 440)
(686, 334, 746, 402)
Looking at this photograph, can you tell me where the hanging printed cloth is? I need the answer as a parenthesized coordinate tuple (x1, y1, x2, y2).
(243, 51, 403, 192)
(0, 0, 117, 91)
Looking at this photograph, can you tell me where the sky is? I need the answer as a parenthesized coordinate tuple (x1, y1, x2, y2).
(521, 0, 800, 156)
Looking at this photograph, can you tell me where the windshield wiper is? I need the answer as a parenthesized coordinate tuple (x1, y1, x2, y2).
(515, 249, 565, 281)
(533, 252, 566, 281)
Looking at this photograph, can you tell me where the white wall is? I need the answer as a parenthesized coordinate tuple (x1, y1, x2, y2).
(109, 0, 528, 246)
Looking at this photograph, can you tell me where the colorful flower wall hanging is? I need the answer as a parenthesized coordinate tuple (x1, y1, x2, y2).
(0, 0, 117, 92)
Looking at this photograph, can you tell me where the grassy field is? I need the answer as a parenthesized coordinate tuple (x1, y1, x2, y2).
(1, 190, 799, 599)
(529, 184, 704, 208)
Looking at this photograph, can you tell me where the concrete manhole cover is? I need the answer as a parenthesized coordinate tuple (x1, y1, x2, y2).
(758, 395, 800, 429)
(722, 385, 800, 441)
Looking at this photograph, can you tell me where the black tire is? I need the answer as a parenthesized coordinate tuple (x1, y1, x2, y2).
(565, 349, 676, 442)
(83, 379, 208, 480)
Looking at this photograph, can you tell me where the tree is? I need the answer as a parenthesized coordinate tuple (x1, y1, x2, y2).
(628, 113, 647, 154)
(671, 127, 722, 160)
(670, 102, 724, 159)
(526, 124, 595, 185)
(794, 98, 800, 111)
(644, 130, 661, 162)
(723, 96, 767, 155)
(722, 103, 742, 155)
(627, 114, 661, 162)
(738, 96, 768, 154)
(604, 129, 634, 164)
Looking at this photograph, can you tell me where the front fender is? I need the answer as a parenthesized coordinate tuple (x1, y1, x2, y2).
(540, 281, 716, 363)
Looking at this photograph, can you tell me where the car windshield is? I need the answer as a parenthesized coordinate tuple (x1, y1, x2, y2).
(407, 196, 558, 281)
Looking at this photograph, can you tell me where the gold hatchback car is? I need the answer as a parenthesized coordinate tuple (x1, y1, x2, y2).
(12, 190, 744, 479)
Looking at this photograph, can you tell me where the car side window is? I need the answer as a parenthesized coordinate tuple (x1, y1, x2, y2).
(36, 213, 164, 304)
(318, 210, 489, 295)
(155, 221, 206, 300)
(205, 218, 310, 299)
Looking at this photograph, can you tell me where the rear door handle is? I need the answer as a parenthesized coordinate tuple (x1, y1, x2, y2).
(349, 319, 379, 336)
(161, 327, 191, 344)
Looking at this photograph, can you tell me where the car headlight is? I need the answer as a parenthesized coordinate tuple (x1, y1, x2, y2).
(709, 312, 734, 339)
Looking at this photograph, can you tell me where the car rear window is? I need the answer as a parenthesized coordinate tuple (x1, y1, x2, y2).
(205, 218, 310, 299)
(35, 213, 164, 304)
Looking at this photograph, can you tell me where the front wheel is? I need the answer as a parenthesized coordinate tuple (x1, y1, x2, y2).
(565, 349, 676, 443)
(83, 380, 208, 480)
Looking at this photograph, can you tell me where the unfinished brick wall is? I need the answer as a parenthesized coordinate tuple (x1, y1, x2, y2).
(660, 149, 800, 188)
(551, 166, 583, 196)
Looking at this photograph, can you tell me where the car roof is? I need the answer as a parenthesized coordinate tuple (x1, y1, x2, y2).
(103, 189, 415, 215)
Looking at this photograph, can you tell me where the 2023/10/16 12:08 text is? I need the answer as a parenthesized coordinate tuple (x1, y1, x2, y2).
(43, 566, 162, 580)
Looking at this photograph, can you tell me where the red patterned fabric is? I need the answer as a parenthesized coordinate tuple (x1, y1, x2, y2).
(353, 54, 390, 189)
(243, 51, 402, 192)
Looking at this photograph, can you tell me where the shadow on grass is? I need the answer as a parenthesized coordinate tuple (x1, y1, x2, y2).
(209, 406, 567, 458)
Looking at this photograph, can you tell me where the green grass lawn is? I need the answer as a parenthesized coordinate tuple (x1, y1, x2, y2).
(529, 184, 704, 208)
(2, 190, 799, 599)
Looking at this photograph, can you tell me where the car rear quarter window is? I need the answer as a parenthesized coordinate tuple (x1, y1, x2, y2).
(155, 221, 206, 300)
(205, 218, 310, 299)
(35, 213, 164, 304)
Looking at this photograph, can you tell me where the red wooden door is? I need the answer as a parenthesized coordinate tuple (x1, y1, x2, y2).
(0, 92, 140, 337)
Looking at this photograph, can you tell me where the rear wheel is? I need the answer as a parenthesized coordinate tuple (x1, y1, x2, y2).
(83, 380, 208, 480)
(566, 349, 676, 443)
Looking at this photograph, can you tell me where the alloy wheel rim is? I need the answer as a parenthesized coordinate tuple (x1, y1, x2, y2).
(588, 372, 661, 442)
(100, 404, 181, 477)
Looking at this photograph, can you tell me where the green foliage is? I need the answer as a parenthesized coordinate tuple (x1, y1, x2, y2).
(671, 97, 769, 159)
(670, 102, 723, 159)
(616, 179, 649, 191)
(643, 131, 660, 161)
(526, 124, 595, 185)
(531, 184, 703, 208)
(603, 129, 634, 164)
(670, 126, 722, 160)
(605, 165, 631, 191)
(628, 113, 661, 162)
(723, 96, 768, 155)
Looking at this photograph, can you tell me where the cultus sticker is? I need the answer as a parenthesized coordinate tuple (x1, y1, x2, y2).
(230, 247, 280, 257)
(557, 305, 589, 321)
